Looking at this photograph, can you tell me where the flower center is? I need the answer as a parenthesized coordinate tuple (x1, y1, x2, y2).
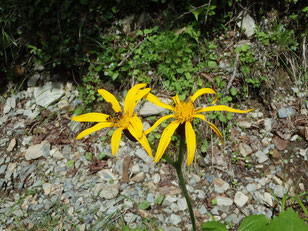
(118, 114, 131, 129)
(174, 101, 196, 123)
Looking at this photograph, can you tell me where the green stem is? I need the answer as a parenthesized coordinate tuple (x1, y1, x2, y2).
(174, 133, 197, 231)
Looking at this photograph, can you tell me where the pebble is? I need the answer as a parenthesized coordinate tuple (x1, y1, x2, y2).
(255, 150, 268, 163)
(216, 196, 233, 206)
(263, 192, 273, 206)
(239, 143, 252, 156)
(25, 141, 50, 160)
(100, 185, 119, 199)
(264, 118, 273, 131)
(153, 173, 161, 184)
(214, 178, 230, 193)
(234, 191, 249, 207)
(278, 107, 295, 118)
(6, 138, 16, 152)
(273, 185, 286, 198)
(131, 172, 145, 183)
(42, 183, 54, 196)
(177, 198, 188, 211)
(169, 214, 181, 225)
(246, 183, 258, 192)
(98, 169, 116, 181)
(33, 82, 64, 107)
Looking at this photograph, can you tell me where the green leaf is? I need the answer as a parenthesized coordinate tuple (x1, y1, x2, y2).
(192, 7, 204, 21)
(98, 152, 106, 160)
(155, 195, 164, 205)
(202, 221, 228, 231)
(138, 201, 151, 210)
(267, 208, 308, 231)
(67, 159, 74, 168)
(230, 87, 237, 96)
(238, 214, 269, 231)
(303, 6, 308, 13)
(208, 61, 217, 68)
(85, 152, 92, 161)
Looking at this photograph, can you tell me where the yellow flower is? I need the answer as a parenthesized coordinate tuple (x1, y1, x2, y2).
(145, 88, 253, 166)
(72, 83, 152, 157)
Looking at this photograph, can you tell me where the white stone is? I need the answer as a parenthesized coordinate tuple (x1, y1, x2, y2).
(237, 11, 256, 37)
(246, 183, 258, 192)
(153, 173, 161, 184)
(34, 82, 64, 107)
(216, 196, 233, 206)
(234, 191, 248, 207)
(131, 164, 140, 174)
(51, 150, 64, 160)
(264, 118, 272, 132)
(25, 141, 50, 160)
(238, 120, 252, 128)
(28, 73, 40, 87)
(3, 97, 16, 114)
(263, 192, 273, 206)
(124, 213, 137, 223)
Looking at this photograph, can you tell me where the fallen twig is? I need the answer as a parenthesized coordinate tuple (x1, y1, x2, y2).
(118, 39, 145, 67)
(225, 53, 240, 96)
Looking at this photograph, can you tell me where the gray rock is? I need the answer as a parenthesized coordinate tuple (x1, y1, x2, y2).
(264, 118, 273, 132)
(234, 191, 248, 207)
(0, 115, 8, 125)
(246, 183, 258, 192)
(135, 148, 153, 163)
(239, 143, 252, 156)
(237, 11, 256, 37)
(100, 185, 119, 199)
(0, 165, 7, 174)
(238, 120, 252, 128)
(34, 63, 45, 71)
(169, 214, 181, 225)
(177, 198, 187, 211)
(189, 174, 201, 187)
(3, 97, 16, 114)
(216, 196, 233, 206)
(34, 82, 64, 107)
(131, 172, 145, 183)
(153, 173, 160, 184)
(23, 109, 40, 120)
(42, 183, 54, 196)
(28, 73, 40, 87)
(278, 107, 295, 118)
(139, 98, 171, 116)
(124, 213, 137, 223)
(214, 178, 230, 193)
(255, 151, 268, 163)
(263, 192, 273, 206)
(25, 141, 50, 160)
(97, 169, 116, 181)
(198, 205, 207, 216)
(273, 185, 286, 198)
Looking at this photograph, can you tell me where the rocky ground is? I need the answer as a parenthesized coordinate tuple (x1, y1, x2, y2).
(0, 66, 307, 231)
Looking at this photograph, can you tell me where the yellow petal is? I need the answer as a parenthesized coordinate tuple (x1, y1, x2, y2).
(136, 133, 153, 157)
(197, 114, 223, 144)
(76, 122, 114, 139)
(155, 121, 180, 163)
(172, 94, 181, 105)
(190, 88, 217, 104)
(124, 83, 147, 113)
(145, 114, 175, 135)
(146, 93, 174, 110)
(185, 122, 196, 166)
(127, 115, 144, 140)
(126, 88, 151, 116)
(98, 89, 122, 113)
(198, 105, 253, 114)
(111, 127, 123, 156)
(72, 113, 109, 122)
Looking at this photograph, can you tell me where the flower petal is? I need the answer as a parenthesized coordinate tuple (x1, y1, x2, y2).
(111, 127, 123, 156)
(172, 94, 181, 105)
(127, 115, 144, 140)
(185, 122, 196, 166)
(190, 88, 217, 104)
(198, 105, 253, 114)
(146, 93, 173, 111)
(98, 89, 122, 113)
(76, 122, 114, 139)
(126, 88, 151, 116)
(72, 113, 109, 122)
(197, 114, 223, 144)
(155, 121, 180, 163)
(135, 133, 153, 157)
(145, 114, 175, 135)
(124, 83, 147, 113)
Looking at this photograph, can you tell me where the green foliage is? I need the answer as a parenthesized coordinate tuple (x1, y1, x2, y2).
(154, 195, 164, 205)
(138, 201, 151, 210)
(67, 159, 74, 168)
(202, 208, 308, 231)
